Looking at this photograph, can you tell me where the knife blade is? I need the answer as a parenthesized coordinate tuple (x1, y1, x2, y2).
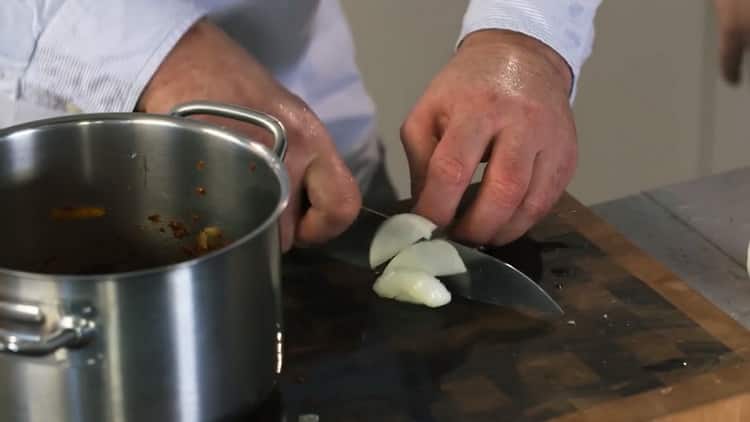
(318, 207, 564, 318)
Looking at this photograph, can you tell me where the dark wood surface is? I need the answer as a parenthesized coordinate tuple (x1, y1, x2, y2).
(250, 194, 750, 421)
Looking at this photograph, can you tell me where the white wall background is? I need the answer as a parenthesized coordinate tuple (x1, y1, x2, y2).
(340, 0, 750, 205)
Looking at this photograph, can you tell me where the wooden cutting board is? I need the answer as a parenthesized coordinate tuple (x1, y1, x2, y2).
(271, 193, 750, 422)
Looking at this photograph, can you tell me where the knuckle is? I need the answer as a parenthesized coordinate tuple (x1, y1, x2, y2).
(429, 154, 470, 186)
(503, 94, 546, 122)
(283, 104, 325, 137)
(550, 147, 578, 192)
(341, 194, 362, 220)
(559, 149, 578, 180)
(483, 177, 526, 208)
(519, 98, 545, 121)
(400, 116, 431, 149)
(291, 114, 319, 135)
(329, 190, 362, 227)
(399, 120, 416, 143)
(475, 109, 503, 133)
(288, 93, 314, 114)
(521, 197, 551, 221)
(282, 115, 305, 138)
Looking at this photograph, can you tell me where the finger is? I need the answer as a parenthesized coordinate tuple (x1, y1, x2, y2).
(280, 195, 300, 252)
(491, 146, 575, 245)
(412, 116, 495, 227)
(279, 161, 305, 252)
(452, 126, 536, 244)
(296, 154, 362, 245)
(401, 109, 439, 197)
(720, 28, 744, 84)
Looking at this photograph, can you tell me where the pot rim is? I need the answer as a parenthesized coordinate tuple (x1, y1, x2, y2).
(0, 111, 290, 281)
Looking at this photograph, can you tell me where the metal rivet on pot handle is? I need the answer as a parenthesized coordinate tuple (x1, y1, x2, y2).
(170, 102, 288, 160)
(0, 301, 95, 356)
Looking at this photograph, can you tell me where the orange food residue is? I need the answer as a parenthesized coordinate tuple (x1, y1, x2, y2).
(51, 207, 106, 221)
(168, 220, 190, 239)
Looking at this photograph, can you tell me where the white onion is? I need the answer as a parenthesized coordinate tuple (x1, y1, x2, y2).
(369, 213, 436, 268)
(373, 269, 451, 308)
(383, 239, 467, 276)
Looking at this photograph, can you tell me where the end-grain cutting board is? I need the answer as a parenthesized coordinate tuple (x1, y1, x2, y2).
(263, 194, 750, 422)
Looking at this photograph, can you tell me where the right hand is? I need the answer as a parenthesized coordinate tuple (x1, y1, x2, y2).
(713, 0, 750, 84)
(400, 30, 577, 246)
(137, 20, 361, 252)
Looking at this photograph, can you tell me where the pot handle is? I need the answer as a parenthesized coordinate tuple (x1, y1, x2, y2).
(0, 301, 95, 356)
(170, 102, 288, 160)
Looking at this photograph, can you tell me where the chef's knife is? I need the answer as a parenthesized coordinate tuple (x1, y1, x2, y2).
(318, 207, 564, 318)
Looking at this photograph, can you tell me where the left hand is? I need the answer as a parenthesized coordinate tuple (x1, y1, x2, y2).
(138, 21, 361, 252)
(401, 29, 577, 245)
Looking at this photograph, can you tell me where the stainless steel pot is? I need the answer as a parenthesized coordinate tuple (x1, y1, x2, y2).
(0, 102, 290, 421)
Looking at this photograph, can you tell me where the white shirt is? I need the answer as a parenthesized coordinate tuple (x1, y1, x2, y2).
(0, 0, 601, 189)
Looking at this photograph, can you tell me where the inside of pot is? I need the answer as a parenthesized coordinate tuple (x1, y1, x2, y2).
(0, 117, 285, 275)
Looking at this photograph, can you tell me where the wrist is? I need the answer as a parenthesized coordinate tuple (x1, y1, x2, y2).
(136, 20, 218, 113)
(459, 29, 574, 95)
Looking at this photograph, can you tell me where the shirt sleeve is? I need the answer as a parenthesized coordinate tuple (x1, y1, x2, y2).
(18, 0, 209, 113)
(459, 0, 602, 98)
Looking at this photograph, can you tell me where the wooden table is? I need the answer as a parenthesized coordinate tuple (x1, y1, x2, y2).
(228, 186, 750, 422)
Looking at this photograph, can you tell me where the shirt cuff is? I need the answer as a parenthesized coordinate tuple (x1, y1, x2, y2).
(20, 0, 208, 113)
(458, 0, 600, 100)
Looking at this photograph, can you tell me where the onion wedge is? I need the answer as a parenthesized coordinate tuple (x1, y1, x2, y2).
(383, 239, 467, 276)
(369, 213, 436, 268)
(373, 269, 451, 308)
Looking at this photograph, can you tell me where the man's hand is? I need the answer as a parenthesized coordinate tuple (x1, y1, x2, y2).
(138, 20, 361, 252)
(713, 0, 750, 84)
(401, 30, 576, 245)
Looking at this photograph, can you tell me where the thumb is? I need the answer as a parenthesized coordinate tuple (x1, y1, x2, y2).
(296, 154, 361, 245)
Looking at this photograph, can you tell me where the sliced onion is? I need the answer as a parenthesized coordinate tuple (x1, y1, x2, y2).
(383, 239, 467, 276)
(369, 213, 436, 268)
(373, 269, 451, 308)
